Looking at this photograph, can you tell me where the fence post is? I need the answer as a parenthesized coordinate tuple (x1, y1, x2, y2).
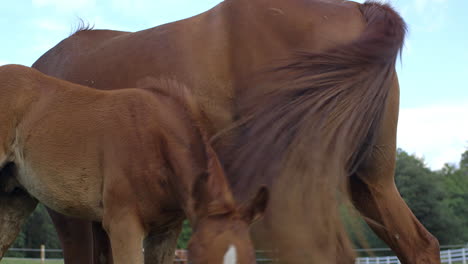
(386, 256, 390, 264)
(462, 248, 467, 264)
(448, 249, 452, 264)
(40, 244, 45, 264)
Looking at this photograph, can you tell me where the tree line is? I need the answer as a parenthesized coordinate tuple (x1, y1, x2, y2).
(5, 148, 468, 257)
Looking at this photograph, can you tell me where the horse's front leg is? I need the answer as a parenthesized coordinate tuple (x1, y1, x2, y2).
(0, 190, 37, 258)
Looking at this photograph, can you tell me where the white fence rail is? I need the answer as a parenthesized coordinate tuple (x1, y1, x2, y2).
(3, 246, 468, 263)
(356, 247, 468, 264)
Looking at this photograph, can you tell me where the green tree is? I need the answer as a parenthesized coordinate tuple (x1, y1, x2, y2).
(460, 149, 468, 169)
(438, 150, 468, 242)
(8, 205, 61, 258)
(176, 220, 192, 249)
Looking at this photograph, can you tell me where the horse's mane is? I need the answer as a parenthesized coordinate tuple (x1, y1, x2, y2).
(220, 2, 406, 262)
(70, 18, 95, 36)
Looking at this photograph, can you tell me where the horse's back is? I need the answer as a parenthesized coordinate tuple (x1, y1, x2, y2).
(32, 29, 128, 79)
(32, 0, 371, 134)
(32, 0, 368, 85)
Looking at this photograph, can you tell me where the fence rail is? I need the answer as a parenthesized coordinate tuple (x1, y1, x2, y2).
(3, 246, 468, 263)
(357, 247, 468, 264)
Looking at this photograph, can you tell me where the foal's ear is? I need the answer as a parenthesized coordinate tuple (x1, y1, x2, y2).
(192, 171, 236, 216)
(192, 142, 236, 216)
(240, 186, 269, 224)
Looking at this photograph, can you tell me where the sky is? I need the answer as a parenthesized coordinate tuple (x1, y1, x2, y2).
(1, 0, 467, 169)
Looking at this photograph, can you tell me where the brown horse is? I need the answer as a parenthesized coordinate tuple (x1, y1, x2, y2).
(30, 0, 440, 263)
(0, 65, 268, 264)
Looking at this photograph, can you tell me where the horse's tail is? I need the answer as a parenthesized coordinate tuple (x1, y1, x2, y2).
(225, 2, 406, 262)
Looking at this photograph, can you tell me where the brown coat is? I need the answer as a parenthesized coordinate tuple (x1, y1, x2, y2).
(0, 65, 268, 264)
(31, 0, 440, 263)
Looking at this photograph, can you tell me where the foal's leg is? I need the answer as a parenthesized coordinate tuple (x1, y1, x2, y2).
(103, 212, 145, 264)
(144, 223, 182, 264)
(350, 78, 440, 264)
(47, 210, 95, 264)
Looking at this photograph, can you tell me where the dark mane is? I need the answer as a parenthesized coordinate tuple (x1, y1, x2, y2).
(70, 18, 95, 36)
(219, 1, 406, 262)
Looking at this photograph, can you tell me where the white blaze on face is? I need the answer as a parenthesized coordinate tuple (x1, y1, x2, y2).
(223, 244, 237, 264)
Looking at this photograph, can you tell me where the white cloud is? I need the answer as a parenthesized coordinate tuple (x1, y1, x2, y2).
(109, 0, 157, 16)
(32, 0, 96, 11)
(34, 18, 68, 32)
(414, 0, 429, 13)
(108, 0, 222, 26)
(403, 0, 449, 34)
(92, 16, 133, 31)
(414, 0, 448, 13)
(397, 103, 468, 170)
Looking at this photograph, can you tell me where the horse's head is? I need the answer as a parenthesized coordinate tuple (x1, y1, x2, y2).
(188, 186, 269, 264)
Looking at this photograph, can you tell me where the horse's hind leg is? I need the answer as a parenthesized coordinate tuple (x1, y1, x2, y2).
(349, 77, 440, 264)
(0, 191, 37, 258)
(350, 173, 441, 263)
(144, 222, 183, 264)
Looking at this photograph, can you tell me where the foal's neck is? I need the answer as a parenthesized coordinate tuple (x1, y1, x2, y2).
(157, 102, 236, 228)
(0, 66, 47, 145)
(0, 66, 42, 116)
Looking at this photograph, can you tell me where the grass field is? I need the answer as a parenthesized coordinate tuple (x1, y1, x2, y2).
(0, 259, 63, 264)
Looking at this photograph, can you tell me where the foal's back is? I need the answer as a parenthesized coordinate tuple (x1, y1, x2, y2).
(3, 65, 204, 223)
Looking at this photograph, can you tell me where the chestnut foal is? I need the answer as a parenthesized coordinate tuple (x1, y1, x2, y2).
(0, 65, 268, 264)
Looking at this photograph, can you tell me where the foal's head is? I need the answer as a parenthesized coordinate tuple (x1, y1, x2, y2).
(188, 184, 268, 264)
(187, 144, 269, 264)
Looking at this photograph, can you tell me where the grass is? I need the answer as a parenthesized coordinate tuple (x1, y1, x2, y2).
(0, 259, 63, 264)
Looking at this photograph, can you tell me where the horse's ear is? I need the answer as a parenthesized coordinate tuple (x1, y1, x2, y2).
(240, 186, 269, 224)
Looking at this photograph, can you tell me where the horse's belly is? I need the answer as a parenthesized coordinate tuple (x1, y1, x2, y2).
(16, 164, 103, 221)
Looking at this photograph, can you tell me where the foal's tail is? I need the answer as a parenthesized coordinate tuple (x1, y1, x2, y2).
(225, 2, 406, 263)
